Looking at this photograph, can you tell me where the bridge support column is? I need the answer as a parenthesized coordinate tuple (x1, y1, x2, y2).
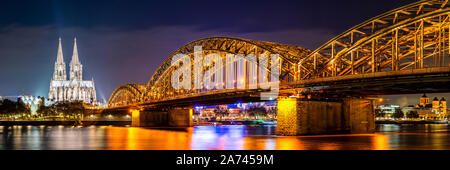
(168, 108, 194, 127)
(277, 97, 375, 136)
(131, 108, 193, 127)
(131, 109, 168, 127)
(343, 98, 376, 134)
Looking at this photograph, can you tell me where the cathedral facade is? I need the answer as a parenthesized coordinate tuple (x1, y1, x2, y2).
(48, 38, 96, 104)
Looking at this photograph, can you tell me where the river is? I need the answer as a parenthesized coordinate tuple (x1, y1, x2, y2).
(1, 124, 450, 150)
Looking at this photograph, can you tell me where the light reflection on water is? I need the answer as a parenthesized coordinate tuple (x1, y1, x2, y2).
(1, 124, 450, 150)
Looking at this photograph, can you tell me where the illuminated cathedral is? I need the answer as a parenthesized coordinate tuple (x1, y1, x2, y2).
(48, 38, 97, 104)
(417, 94, 447, 119)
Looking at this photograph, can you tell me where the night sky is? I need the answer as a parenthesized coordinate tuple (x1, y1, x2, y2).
(0, 0, 447, 106)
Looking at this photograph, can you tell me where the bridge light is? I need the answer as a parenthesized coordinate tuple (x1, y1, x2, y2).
(289, 95, 299, 98)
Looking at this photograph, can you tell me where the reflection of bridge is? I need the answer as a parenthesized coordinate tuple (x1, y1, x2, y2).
(106, 0, 450, 135)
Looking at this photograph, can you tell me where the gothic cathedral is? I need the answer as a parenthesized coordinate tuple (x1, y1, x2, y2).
(48, 37, 96, 104)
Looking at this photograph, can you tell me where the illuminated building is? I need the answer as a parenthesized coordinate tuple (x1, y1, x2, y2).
(432, 97, 447, 115)
(376, 105, 401, 120)
(20, 96, 54, 114)
(415, 94, 447, 120)
(440, 98, 447, 115)
(419, 94, 430, 108)
(48, 37, 97, 104)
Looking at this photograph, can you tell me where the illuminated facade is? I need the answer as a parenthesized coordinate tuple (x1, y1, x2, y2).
(48, 38, 97, 104)
(21, 96, 54, 114)
(419, 94, 430, 108)
(416, 94, 447, 120)
(432, 97, 447, 115)
(378, 105, 401, 118)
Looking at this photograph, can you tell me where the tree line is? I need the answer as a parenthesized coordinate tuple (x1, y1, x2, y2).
(0, 98, 30, 115)
(0, 97, 86, 118)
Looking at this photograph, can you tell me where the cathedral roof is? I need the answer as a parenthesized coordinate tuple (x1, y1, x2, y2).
(422, 94, 427, 98)
(441, 97, 446, 101)
(433, 97, 439, 101)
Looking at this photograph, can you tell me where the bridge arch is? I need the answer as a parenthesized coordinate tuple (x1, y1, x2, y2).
(143, 37, 311, 101)
(299, 0, 450, 79)
(108, 84, 146, 107)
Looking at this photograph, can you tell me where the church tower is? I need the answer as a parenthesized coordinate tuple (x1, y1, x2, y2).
(53, 37, 66, 81)
(419, 93, 429, 107)
(70, 38, 83, 81)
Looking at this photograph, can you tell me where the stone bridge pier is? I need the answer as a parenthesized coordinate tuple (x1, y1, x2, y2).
(277, 97, 375, 136)
(131, 107, 193, 127)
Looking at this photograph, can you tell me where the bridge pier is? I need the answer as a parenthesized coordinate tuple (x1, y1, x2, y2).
(131, 107, 193, 127)
(277, 97, 375, 136)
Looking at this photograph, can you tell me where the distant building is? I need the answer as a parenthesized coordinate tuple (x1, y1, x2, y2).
(415, 94, 447, 120)
(20, 96, 54, 115)
(418, 94, 431, 108)
(376, 104, 401, 120)
(401, 105, 415, 116)
(48, 38, 97, 104)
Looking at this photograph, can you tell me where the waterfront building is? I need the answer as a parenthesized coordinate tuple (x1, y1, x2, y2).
(376, 104, 401, 120)
(20, 96, 54, 115)
(193, 102, 277, 121)
(415, 94, 447, 120)
(419, 94, 431, 108)
(439, 98, 447, 115)
(401, 105, 416, 116)
(48, 38, 97, 104)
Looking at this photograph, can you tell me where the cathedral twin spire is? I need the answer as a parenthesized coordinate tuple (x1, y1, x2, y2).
(53, 37, 83, 81)
(53, 37, 66, 81)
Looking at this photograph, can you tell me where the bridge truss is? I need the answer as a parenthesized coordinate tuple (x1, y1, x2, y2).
(299, 0, 450, 79)
(142, 37, 310, 102)
(108, 0, 450, 107)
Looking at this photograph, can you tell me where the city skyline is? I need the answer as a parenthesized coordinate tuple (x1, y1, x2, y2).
(0, 0, 447, 105)
(3, 0, 450, 158)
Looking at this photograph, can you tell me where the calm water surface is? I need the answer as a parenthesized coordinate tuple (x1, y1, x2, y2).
(1, 124, 450, 150)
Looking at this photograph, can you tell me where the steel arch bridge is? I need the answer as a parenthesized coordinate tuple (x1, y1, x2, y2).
(108, 0, 450, 107)
(108, 84, 146, 107)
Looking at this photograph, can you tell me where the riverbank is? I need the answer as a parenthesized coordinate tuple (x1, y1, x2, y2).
(376, 120, 449, 124)
(0, 121, 131, 126)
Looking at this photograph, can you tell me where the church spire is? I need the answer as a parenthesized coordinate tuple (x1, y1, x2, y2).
(71, 37, 80, 64)
(70, 37, 83, 81)
(53, 37, 66, 81)
(56, 37, 64, 63)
